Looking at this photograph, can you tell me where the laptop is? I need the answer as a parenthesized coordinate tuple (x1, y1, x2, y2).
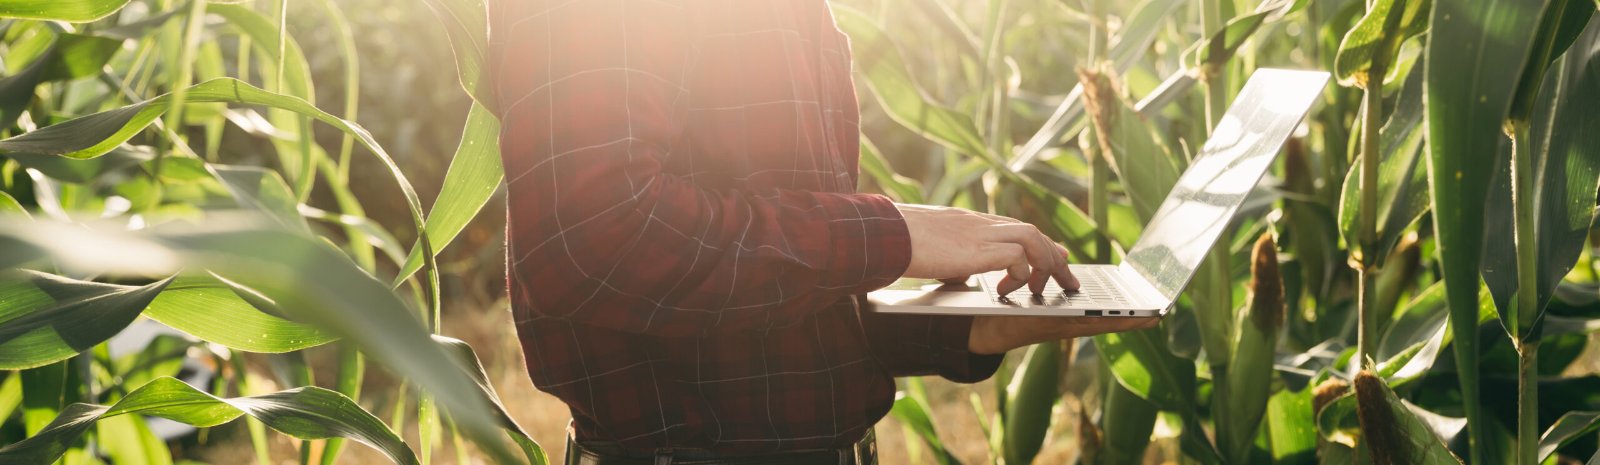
(868, 68, 1330, 318)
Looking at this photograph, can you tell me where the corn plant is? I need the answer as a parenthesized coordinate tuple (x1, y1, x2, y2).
(0, 0, 547, 464)
(846, 0, 1600, 464)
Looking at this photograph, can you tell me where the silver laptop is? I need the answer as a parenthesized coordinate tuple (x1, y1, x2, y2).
(868, 68, 1330, 318)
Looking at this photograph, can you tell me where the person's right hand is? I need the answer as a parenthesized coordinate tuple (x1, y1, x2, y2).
(896, 204, 1078, 296)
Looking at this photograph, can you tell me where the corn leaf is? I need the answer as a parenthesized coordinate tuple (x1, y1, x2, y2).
(888, 381, 959, 465)
(1426, 0, 1548, 459)
(1480, 21, 1600, 338)
(7, 146, 155, 184)
(1003, 342, 1059, 465)
(858, 136, 924, 204)
(834, 7, 991, 160)
(1333, 0, 1432, 87)
(0, 0, 132, 22)
(416, 0, 491, 105)
(1009, 0, 1186, 170)
(0, 271, 172, 370)
(1507, 0, 1597, 125)
(0, 218, 515, 462)
(144, 276, 337, 353)
(96, 413, 173, 465)
(1096, 88, 1179, 222)
(0, 377, 418, 464)
(0, 373, 21, 424)
(0, 191, 26, 217)
(434, 335, 550, 465)
(1337, 67, 1428, 266)
(1267, 385, 1317, 465)
(1094, 327, 1195, 411)
(1100, 373, 1160, 464)
(211, 164, 309, 233)
(0, 33, 123, 130)
(394, 103, 502, 285)
(1538, 410, 1600, 461)
(1353, 371, 1465, 464)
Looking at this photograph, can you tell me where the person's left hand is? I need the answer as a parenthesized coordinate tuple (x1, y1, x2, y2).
(967, 315, 1160, 354)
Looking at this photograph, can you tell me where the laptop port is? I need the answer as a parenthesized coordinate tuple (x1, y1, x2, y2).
(1085, 310, 1103, 316)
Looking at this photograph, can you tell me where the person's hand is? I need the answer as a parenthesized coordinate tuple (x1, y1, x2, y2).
(968, 315, 1160, 354)
(896, 204, 1077, 296)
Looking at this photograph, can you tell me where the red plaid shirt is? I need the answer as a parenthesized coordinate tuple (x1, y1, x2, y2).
(490, 0, 1001, 455)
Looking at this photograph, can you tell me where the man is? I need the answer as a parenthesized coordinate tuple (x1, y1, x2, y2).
(488, 1, 1157, 463)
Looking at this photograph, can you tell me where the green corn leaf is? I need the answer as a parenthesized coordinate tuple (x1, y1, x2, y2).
(0, 377, 419, 465)
(889, 380, 960, 465)
(1353, 371, 1465, 464)
(0, 32, 123, 130)
(0, 78, 341, 161)
(1091, 81, 1180, 222)
(1218, 235, 1284, 464)
(416, 0, 491, 105)
(19, 361, 67, 435)
(434, 335, 550, 465)
(1334, 0, 1433, 87)
(1094, 326, 1195, 411)
(1009, 0, 1186, 170)
(0, 218, 515, 462)
(1100, 372, 1159, 464)
(1538, 410, 1600, 461)
(211, 164, 309, 233)
(7, 145, 155, 184)
(0, 271, 172, 370)
(1507, 0, 1597, 126)
(0, 191, 26, 217)
(833, 7, 992, 161)
(1266, 384, 1317, 465)
(858, 136, 924, 204)
(1481, 21, 1600, 339)
(96, 413, 174, 465)
(1192, 0, 1311, 71)
(144, 276, 337, 353)
(0, 373, 21, 423)
(111, 334, 190, 395)
(1337, 67, 1428, 266)
(1426, 0, 1548, 460)
(1002, 342, 1059, 465)
(0, 77, 441, 320)
(0, 0, 132, 22)
(394, 103, 503, 285)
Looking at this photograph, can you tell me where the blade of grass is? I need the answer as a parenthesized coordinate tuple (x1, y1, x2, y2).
(0, 377, 420, 465)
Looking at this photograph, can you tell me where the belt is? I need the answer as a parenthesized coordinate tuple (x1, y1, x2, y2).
(564, 429, 877, 465)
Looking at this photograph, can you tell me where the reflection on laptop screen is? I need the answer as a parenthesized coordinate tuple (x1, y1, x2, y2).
(1122, 69, 1329, 301)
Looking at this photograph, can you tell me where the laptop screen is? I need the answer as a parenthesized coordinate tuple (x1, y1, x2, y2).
(1121, 69, 1328, 301)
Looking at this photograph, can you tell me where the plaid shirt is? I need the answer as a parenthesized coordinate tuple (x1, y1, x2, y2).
(490, 0, 1002, 455)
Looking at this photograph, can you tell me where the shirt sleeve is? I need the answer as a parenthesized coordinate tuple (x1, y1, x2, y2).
(492, 0, 910, 337)
(857, 311, 1004, 383)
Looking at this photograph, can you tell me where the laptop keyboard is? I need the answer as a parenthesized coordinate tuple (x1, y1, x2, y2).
(984, 266, 1134, 307)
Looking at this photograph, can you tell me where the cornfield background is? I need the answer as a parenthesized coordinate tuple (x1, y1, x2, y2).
(0, 0, 1598, 464)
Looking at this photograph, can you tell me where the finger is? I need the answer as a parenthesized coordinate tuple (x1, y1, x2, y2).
(983, 243, 1029, 296)
(986, 223, 1064, 289)
(1053, 244, 1080, 291)
(997, 273, 1026, 297)
(1027, 231, 1053, 295)
(938, 276, 970, 286)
